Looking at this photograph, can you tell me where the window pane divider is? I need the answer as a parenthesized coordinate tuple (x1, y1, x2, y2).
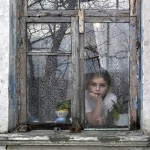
(129, 0, 141, 129)
(26, 10, 78, 17)
(85, 16, 130, 23)
(71, 16, 80, 127)
(18, 0, 27, 125)
(27, 52, 71, 56)
(84, 10, 130, 17)
(129, 16, 138, 129)
(26, 16, 71, 23)
(25, 10, 130, 17)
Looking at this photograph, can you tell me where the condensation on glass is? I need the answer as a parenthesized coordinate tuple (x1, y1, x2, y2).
(27, 0, 77, 10)
(27, 0, 129, 10)
(27, 23, 73, 125)
(81, 0, 129, 10)
(27, 23, 71, 53)
(84, 23, 129, 128)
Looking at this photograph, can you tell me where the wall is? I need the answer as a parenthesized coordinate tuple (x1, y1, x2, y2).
(0, 0, 9, 133)
(0, 147, 6, 150)
(9, 0, 18, 131)
(141, 0, 150, 134)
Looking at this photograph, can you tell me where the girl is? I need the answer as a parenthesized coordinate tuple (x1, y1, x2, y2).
(85, 69, 117, 127)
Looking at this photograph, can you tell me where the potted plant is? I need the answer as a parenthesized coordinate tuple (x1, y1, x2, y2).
(55, 100, 71, 123)
(56, 99, 71, 112)
(112, 99, 128, 126)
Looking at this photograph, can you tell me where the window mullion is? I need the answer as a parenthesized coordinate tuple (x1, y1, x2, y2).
(18, 1, 27, 125)
(26, 17, 71, 23)
(71, 16, 80, 127)
(129, 16, 138, 129)
(129, 0, 141, 130)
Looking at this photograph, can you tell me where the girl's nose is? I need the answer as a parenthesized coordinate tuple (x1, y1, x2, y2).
(96, 85, 100, 90)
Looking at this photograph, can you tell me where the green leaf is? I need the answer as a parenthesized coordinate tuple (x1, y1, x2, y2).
(56, 99, 71, 111)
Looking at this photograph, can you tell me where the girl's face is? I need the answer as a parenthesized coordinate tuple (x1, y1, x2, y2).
(89, 76, 108, 98)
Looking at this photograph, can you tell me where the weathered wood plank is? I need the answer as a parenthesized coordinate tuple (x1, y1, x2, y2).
(129, 0, 141, 130)
(23, 0, 27, 16)
(71, 17, 80, 126)
(79, 9, 84, 33)
(27, 52, 71, 56)
(84, 10, 130, 17)
(17, 0, 27, 125)
(26, 17, 71, 23)
(79, 33, 85, 127)
(26, 10, 78, 17)
(27, 16, 129, 23)
(130, 0, 137, 16)
(129, 17, 138, 129)
(136, 0, 141, 130)
(85, 17, 129, 23)
(25, 10, 129, 17)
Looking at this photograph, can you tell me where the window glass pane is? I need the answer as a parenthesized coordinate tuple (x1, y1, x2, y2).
(118, 0, 129, 9)
(27, 55, 73, 125)
(27, 23, 71, 53)
(84, 23, 129, 128)
(27, 0, 77, 10)
(27, 0, 129, 10)
(80, 0, 129, 10)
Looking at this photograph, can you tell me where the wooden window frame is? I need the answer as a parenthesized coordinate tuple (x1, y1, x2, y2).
(17, 0, 141, 130)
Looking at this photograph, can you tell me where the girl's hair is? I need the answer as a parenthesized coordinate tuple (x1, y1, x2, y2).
(86, 69, 111, 88)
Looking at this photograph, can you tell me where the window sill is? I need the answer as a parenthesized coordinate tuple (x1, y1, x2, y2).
(0, 130, 149, 147)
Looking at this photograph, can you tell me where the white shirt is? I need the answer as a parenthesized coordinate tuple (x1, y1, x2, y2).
(85, 91, 117, 118)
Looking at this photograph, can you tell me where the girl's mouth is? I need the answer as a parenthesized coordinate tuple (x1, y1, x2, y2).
(94, 93, 101, 96)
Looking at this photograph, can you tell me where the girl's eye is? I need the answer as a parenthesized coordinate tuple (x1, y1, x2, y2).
(90, 83, 107, 87)
(100, 84, 107, 87)
(90, 83, 97, 86)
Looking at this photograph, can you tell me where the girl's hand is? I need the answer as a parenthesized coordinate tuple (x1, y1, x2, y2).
(89, 92, 102, 101)
(96, 117, 105, 125)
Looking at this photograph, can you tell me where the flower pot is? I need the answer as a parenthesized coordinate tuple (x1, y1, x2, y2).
(114, 113, 128, 126)
(55, 110, 69, 118)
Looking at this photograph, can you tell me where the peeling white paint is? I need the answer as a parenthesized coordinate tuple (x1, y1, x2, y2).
(69, 135, 99, 141)
(0, 0, 9, 133)
(119, 136, 149, 142)
(0, 147, 6, 150)
(8, 136, 49, 141)
(0, 134, 49, 140)
(142, 0, 150, 134)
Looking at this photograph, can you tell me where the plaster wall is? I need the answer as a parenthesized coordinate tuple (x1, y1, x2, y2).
(141, 0, 150, 134)
(0, 0, 9, 133)
(0, 147, 6, 150)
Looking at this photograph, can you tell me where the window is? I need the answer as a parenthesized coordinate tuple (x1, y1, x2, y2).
(17, 0, 140, 131)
